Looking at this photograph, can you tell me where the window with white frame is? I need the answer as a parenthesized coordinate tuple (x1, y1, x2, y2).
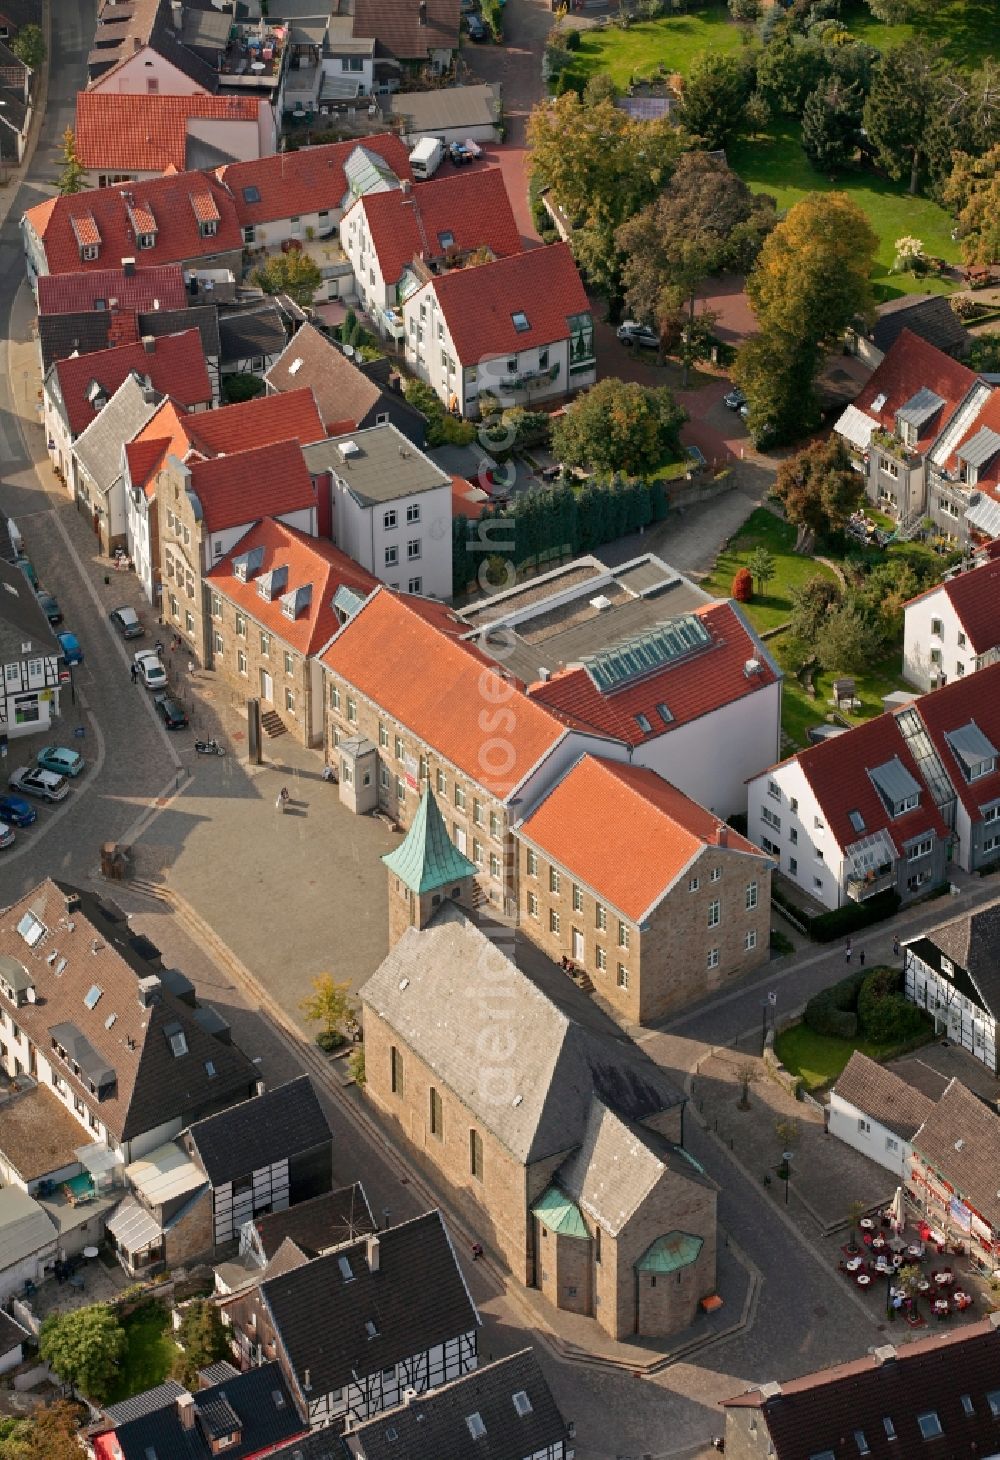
(708, 899, 720, 928)
(618, 921, 630, 949)
(527, 891, 538, 918)
(746, 880, 758, 910)
(689, 876, 700, 892)
(745, 929, 757, 951)
(617, 963, 629, 990)
(549, 909, 560, 934)
(707, 948, 719, 969)
(550, 866, 560, 894)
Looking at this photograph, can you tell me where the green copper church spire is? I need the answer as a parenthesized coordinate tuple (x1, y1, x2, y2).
(382, 788, 477, 895)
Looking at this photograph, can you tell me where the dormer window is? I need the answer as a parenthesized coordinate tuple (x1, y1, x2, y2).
(945, 722, 998, 784)
(199, 219, 217, 238)
(137, 233, 155, 250)
(868, 758, 921, 819)
(81, 244, 99, 262)
(438, 230, 455, 250)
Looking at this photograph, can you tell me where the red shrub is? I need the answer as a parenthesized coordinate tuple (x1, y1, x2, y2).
(732, 566, 752, 602)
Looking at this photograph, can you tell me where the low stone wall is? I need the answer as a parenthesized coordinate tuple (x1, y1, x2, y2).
(762, 1014, 803, 1101)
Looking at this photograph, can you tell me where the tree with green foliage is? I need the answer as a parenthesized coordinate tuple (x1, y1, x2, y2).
(862, 0, 929, 21)
(747, 192, 877, 348)
(401, 378, 474, 447)
(756, 32, 829, 119)
(6, 1400, 82, 1460)
(728, 0, 760, 20)
(252, 250, 322, 306)
(300, 974, 354, 1052)
(172, 1300, 229, 1389)
(582, 72, 618, 107)
(221, 373, 265, 405)
(39, 1305, 127, 1403)
(732, 332, 821, 447)
(857, 966, 926, 1043)
(944, 144, 1000, 266)
(801, 78, 863, 173)
(790, 573, 842, 644)
(551, 378, 686, 478)
(676, 52, 754, 151)
(747, 546, 776, 595)
(863, 42, 943, 195)
(775, 435, 863, 541)
(55, 128, 87, 196)
(969, 332, 1000, 373)
(815, 603, 885, 673)
(10, 23, 44, 69)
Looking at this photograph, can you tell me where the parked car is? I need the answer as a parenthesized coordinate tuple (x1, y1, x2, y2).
(134, 649, 167, 690)
(616, 321, 659, 349)
(723, 387, 746, 411)
(36, 745, 85, 778)
(0, 794, 35, 828)
(109, 605, 144, 640)
(449, 141, 473, 165)
(9, 766, 69, 802)
(0, 825, 13, 851)
(36, 591, 62, 626)
(56, 632, 84, 666)
(154, 693, 188, 730)
(465, 13, 486, 38)
(14, 555, 38, 589)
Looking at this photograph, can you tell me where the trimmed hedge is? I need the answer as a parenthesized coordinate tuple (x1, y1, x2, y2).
(857, 966, 927, 1044)
(772, 883, 901, 942)
(804, 968, 866, 1039)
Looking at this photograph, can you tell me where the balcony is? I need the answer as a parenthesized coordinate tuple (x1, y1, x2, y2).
(845, 866, 896, 901)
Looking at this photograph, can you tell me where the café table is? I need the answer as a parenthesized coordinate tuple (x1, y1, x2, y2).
(954, 1291, 973, 1311)
(933, 1298, 950, 1318)
(907, 1244, 925, 1259)
(860, 1218, 875, 1230)
(936, 1271, 954, 1286)
(918, 1279, 931, 1293)
(846, 1257, 863, 1272)
(856, 1273, 871, 1288)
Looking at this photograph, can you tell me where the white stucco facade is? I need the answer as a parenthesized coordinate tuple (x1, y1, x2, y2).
(903, 587, 979, 691)
(747, 758, 847, 910)
(827, 1091, 914, 1180)
(331, 479, 452, 601)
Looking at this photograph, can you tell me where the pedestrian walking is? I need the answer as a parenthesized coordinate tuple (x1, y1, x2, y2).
(893, 935, 900, 958)
(845, 943, 852, 964)
(471, 1242, 483, 1262)
(130, 662, 139, 685)
(859, 949, 866, 967)
(187, 660, 196, 678)
(154, 639, 164, 657)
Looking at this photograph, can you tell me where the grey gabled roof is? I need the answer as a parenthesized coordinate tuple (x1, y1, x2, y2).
(868, 756, 921, 810)
(186, 1076, 331, 1186)
(72, 373, 161, 492)
(920, 896, 1000, 1017)
(912, 1078, 1000, 1231)
(957, 426, 1000, 471)
(945, 720, 997, 778)
(556, 1098, 712, 1237)
(359, 904, 683, 1164)
(897, 387, 946, 430)
(218, 305, 287, 366)
(872, 293, 973, 361)
(0, 556, 60, 664)
(344, 1350, 570, 1460)
(832, 1050, 935, 1141)
(103, 1379, 187, 1427)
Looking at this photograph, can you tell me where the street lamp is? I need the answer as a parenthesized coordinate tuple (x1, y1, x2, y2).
(782, 1150, 794, 1206)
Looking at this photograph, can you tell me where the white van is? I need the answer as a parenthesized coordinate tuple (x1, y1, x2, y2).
(409, 137, 445, 179)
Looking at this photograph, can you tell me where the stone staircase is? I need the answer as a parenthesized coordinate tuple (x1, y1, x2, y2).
(260, 708, 287, 738)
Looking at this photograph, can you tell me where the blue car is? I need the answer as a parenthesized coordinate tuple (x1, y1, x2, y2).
(0, 793, 36, 828)
(57, 632, 83, 666)
(36, 745, 85, 778)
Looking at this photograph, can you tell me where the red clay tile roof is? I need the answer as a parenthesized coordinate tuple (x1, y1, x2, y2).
(355, 168, 522, 286)
(527, 601, 778, 746)
(264, 322, 382, 435)
(854, 328, 977, 450)
(794, 711, 949, 855)
(188, 439, 316, 534)
(907, 556, 1000, 654)
(723, 1318, 1000, 1460)
(208, 518, 377, 657)
(451, 473, 488, 519)
(217, 135, 412, 228)
(943, 383, 1000, 493)
(51, 329, 211, 436)
(24, 171, 242, 276)
(320, 587, 573, 800)
(37, 264, 187, 316)
(352, 0, 460, 59)
(75, 91, 261, 175)
(912, 661, 1000, 823)
(125, 434, 172, 497)
(185, 386, 324, 456)
(520, 755, 765, 921)
(424, 242, 589, 365)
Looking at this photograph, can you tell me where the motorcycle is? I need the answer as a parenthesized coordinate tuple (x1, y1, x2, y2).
(194, 738, 225, 756)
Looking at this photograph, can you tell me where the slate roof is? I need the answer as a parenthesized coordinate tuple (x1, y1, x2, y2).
(256, 1211, 478, 1401)
(218, 304, 288, 366)
(72, 373, 162, 492)
(519, 754, 766, 923)
(352, 0, 460, 59)
(527, 601, 780, 748)
(919, 897, 1000, 1017)
(425, 243, 589, 365)
(0, 1188, 56, 1270)
(217, 135, 412, 229)
(107, 1363, 305, 1460)
(137, 304, 222, 363)
(912, 1078, 1000, 1231)
(382, 788, 478, 894)
(912, 662, 1000, 823)
(556, 1099, 712, 1237)
(37, 265, 187, 317)
(906, 557, 1000, 655)
(344, 1350, 570, 1460)
(186, 439, 316, 534)
(872, 293, 973, 361)
(207, 518, 377, 657)
(359, 903, 683, 1164)
(831, 1050, 935, 1141)
(104, 1380, 187, 1427)
(252, 1184, 376, 1261)
(0, 1311, 28, 1359)
(0, 556, 60, 663)
(783, 710, 950, 857)
(354, 167, 521, 287)
(723, 1318, 1000, 1459)
(265, 322, 397, 434)
(0, 880, 257, 1143)
(48, 330, 211, 437)
(38, 311, 117, 374)
(24, 171, 242, 276)
(75, 92, 261, 175)
(320, 587, 574, 803)
(185, 1076, 331, 1186)
(853, 329, 976, 452)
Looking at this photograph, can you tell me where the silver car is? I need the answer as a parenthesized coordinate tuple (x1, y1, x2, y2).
(9, 766, 69, 802)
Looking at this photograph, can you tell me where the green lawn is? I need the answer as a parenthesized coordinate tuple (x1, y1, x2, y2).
(106, 1304, 177, 1404)
(770, 634, 911, 751)
(700, 509, 837, 635)
(841, 0, 998, 71)
(774, 1021, 930, 1092)
(727, 127, 960, 300)
(564, 3, 744, 88)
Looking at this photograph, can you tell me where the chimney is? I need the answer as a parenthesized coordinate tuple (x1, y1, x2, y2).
(302, 1369, 312, 1393)
(142, 335, 155, 354)
(366, 1233, 380, 1272)
(133, 34, 141, 51)
(171, 0, 183, 28)
(872, 1344, 897, 1367)
(121, 256, 136, 276)
(388, 370, 402, 394)
(137, 973, 161, 1008)
(538, 667, 550, 683)
(177, 1394, 196, 1430)
(716, 824, 727, 847)
(400, 179, 411, 197)
(418, 0, 427, 22)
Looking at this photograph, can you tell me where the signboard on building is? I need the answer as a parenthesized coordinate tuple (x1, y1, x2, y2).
(404, 752, 420, 791)
(950, 1196, 972, 1232)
